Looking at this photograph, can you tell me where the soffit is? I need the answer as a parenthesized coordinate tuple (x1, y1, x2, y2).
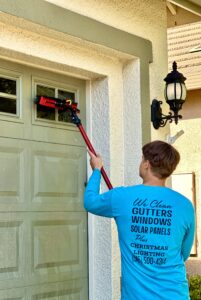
(169, 0, 201, 16)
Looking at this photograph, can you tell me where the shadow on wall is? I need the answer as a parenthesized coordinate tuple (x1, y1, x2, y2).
(170, 117, 201, 276)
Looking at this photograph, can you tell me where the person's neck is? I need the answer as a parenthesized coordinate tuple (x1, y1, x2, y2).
(143, 177, 166, 187)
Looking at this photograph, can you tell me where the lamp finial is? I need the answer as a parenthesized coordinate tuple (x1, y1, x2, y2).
(173, 61, 177, 71)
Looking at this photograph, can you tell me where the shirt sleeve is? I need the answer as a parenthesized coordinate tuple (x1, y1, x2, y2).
(181, 205, 195, 261)
(84, 169, 120, 218)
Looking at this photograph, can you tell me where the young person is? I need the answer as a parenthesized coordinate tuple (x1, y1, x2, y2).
(84, 140, 195, 300)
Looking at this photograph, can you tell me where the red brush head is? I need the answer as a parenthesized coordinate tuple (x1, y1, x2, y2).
(35, 96, 80, 113)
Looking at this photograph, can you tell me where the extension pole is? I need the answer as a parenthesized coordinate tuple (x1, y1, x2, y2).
(77, 123, 113, 190)
(35, 96, 113, 190)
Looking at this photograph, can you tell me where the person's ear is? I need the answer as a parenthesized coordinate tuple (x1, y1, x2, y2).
(144, 160, 150, 169)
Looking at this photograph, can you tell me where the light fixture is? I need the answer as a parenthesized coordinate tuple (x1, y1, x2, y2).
(151, 61, 187, 129)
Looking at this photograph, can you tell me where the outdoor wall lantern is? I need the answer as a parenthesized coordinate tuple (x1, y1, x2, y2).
(151, 61, 187, 129)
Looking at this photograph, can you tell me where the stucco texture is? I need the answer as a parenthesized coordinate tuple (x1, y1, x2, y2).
(47, 0, 169, 119)
(45, 1, 169, 299)
(0, 1, 169, 299)
(170, 120, 201, 263)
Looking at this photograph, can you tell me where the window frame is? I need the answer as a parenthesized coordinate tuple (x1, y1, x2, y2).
(0, 68, 22, 122)
(32, 76, 80, 130)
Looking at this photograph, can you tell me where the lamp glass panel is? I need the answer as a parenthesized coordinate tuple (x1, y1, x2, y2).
(176, 83, 182, 100)
(166, 83, 175, 100)
(181, 83, 187, 100)
(166, 82, 183, 100)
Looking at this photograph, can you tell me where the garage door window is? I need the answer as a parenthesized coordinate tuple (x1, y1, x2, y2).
(0, 76, 19, 116)
(36, 83, 76, 124)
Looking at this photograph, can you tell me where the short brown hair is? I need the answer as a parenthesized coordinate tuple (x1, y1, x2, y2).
(142, 140, 180, 179)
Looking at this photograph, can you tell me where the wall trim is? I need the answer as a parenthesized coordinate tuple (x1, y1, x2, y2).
(0, 0, 153, 143)
(0, 0, 152, 63)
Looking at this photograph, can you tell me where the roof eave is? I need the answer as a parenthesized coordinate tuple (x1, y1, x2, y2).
(169, 0, 201, 17)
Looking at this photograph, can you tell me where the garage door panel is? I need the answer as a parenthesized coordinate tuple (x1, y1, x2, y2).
(0, 61, 88, 299)
(30, 280, 88, 300)
(0, 279, 88, 299)
(0, 213, 27, 289)
(0, 141, 26, 208)
(31, 143, 86, 212)
(0, 120, 26, 141)
(0, 212, 87, 290)
(0, 137, 86, 212)
(33, 222, 79, 269)
(32, 150, 80, 201)
(31, 125, 84, 147)
(0, 286, 25, 300)
(29, 212, 87, 285)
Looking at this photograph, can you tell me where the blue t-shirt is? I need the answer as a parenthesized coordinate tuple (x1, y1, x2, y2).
(84, 169, 195, 300)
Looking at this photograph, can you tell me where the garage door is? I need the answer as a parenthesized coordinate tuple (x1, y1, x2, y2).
(0, 59, 88, 299)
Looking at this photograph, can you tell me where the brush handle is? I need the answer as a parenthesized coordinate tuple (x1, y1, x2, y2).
(36, 96, 113, 189)
(78, 124, 113, 190)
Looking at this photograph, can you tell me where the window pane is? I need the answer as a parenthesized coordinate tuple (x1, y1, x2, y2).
(0, 97, 16, 114)
(0, 78, 16, 95)
(58, 90, 75, 123)
(37, 85, 55, 98)
(37, 105, 55, 120)
(36, 85, 55, 120)
(58, 90, 75, 101)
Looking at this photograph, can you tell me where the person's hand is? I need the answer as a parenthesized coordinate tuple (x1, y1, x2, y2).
(88, 149, 103, 170)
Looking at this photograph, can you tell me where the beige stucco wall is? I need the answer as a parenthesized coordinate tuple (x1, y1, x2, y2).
(47, 0, 170, 140)
(182, 89, 201, 119)
(170, 119, 201, 275)
(43, 4, 169, 299)
(0, 1, 169, 299)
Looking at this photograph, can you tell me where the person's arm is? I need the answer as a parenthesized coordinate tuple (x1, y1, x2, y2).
(84, 150, 120, 217)
(84, 168, 115, 217)
(181, 206, 195, 261)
